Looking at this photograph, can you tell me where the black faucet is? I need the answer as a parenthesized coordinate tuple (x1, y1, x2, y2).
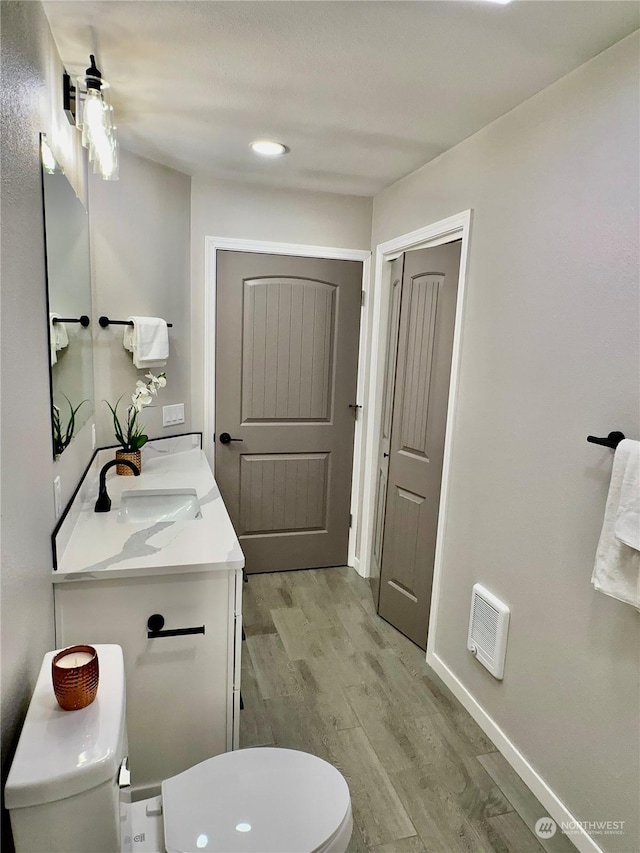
(94, 459, 140, 512)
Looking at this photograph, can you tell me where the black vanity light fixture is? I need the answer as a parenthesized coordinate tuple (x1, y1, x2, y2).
(64, 55, 119, 181)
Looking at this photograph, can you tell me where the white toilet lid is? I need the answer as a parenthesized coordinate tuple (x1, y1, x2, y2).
(161, 747, 351, 853)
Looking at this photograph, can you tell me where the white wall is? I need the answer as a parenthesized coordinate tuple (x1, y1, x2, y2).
(0, 2, 88, 846)
(190, 177, 372, 429)
(89, 149, 192, 446)
(371, 33, 639, 851)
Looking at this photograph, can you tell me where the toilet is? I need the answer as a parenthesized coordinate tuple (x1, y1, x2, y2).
(5, 645, 353, 853)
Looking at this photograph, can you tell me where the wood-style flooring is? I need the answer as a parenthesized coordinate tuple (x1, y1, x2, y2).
(240, 566, 577, 853)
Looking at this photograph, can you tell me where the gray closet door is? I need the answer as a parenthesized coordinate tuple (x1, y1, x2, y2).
(215, 251, 362, 574)
(378, 242, 461, 648)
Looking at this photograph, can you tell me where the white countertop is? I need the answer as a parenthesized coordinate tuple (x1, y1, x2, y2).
(53, 449, 245, 582)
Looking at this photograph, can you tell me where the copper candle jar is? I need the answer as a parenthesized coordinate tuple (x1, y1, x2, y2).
(52, 645, 99, 711)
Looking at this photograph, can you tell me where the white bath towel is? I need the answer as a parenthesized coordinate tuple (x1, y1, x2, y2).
(49, 313, 69, 366)
(123, 316, 169, 369)
(614, 440, 640, 551)
(592, 439, 640, 609)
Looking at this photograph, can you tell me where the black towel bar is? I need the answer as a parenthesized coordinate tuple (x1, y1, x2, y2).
(99, 316, 173, 328)
(587, 431, 626, 450)
(52, 315, 90, 327)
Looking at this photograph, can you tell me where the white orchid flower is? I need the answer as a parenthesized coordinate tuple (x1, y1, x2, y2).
(132, 388, 153, 408)
(145, 371, 167, 389)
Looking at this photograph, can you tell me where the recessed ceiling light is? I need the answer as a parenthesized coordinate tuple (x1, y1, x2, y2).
(478, 0, 513, 4)
(250, 140, 288, 157)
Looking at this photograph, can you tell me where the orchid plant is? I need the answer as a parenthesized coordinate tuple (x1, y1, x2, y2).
(106, 372, 166, 451)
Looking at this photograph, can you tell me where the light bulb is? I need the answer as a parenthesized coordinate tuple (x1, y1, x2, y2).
(98, 137, 118, 180)
(83, 92, 107, 143)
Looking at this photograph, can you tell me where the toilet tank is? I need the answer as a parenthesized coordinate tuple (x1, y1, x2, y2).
(5, 645, 130, 853)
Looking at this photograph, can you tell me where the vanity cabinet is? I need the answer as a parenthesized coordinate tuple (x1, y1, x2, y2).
(54, 567, 243, 797)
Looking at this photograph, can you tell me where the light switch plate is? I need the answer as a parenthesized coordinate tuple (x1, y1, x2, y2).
(163, 404, 185, 427)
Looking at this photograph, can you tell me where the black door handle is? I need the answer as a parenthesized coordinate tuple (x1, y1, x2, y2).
(383, 452, 389, 458)
(219, 432, 243, 445)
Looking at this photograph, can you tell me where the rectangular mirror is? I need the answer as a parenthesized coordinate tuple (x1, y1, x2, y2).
(41, 135, 95, 458)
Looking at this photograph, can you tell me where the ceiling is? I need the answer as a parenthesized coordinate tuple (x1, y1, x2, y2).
(43, 1, 639, 197)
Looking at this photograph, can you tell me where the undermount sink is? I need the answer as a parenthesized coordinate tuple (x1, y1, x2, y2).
(117, 489, 202, 524)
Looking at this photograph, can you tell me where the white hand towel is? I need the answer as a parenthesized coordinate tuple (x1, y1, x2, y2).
(122, 316, 169, 369)
(49, 313, 58, 366)
(592, 439, 640, 609)
(49, 313, 69, 366)
(614, 440, 640, 551)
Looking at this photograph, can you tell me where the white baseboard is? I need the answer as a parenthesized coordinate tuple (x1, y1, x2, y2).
(427, 651, 604, 853)
(350, 556, 363, 577)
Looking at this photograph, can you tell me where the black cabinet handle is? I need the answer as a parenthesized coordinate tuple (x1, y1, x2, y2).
(219, 432, 243, 445)
(147, 613, 205, 639)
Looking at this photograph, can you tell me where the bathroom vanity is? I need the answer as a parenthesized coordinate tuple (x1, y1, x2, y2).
(52, 442, 244, 797)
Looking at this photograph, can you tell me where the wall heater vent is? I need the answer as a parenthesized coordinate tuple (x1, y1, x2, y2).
(467, 584, 510, 680)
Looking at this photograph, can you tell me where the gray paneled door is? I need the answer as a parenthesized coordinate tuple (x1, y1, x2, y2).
(215, 251, 362, 574)
(377, 242, 461, 649)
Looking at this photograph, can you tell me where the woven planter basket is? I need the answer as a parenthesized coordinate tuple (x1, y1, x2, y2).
(116, 449, 142, 476)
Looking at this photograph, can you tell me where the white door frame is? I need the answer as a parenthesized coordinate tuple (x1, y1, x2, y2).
(203, 236, 371, 568)
(357, 210, 472, 644)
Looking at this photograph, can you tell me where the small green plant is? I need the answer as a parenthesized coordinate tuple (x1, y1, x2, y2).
(52, 396, 88, 457)
(106, 372, 166, 451)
